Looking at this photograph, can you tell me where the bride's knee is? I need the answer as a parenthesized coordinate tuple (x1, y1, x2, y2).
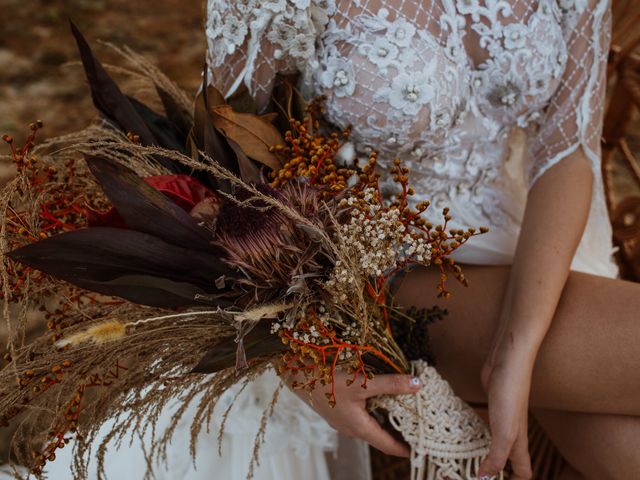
(544, 439, 639, 480)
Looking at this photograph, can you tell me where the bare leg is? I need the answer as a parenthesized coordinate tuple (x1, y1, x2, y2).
(396, 265, 640, 478)
(396, 265, 640, 414)
(557, 464, 585, 480)
(532, 409, 640, 479)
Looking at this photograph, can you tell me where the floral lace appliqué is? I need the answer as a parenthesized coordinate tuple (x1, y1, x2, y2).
(206, 0, 617, 273)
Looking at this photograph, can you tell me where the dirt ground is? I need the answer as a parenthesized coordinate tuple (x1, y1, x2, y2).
(0, 0, 205, 149)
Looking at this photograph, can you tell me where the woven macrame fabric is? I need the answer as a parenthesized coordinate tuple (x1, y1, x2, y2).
(369, 360, 503, 480)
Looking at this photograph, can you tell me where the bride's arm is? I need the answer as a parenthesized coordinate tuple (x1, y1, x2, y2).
(477, 148, 593, 479)
(479, 0, 612, 477)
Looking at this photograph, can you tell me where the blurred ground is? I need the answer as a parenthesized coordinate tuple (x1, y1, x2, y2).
(0, 0, 205, 148)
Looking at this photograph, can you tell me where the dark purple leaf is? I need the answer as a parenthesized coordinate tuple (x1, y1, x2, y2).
(127, 96, 187, 153)
(226, 84, 258, 114)
(226, 137, 261, 184)
(200, 70, 239, 188)
(191, 323, 284, 373)
(156, 86, 192, 140)
(70, 21, 190, 174)
(87, 174, 217, 228)
(78, 275, 221, 308)
(7, 228, 235, 308)
(85, 156, 214, 251)
(70, 21, 156, 146)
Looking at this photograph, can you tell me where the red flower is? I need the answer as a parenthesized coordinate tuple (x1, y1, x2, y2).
(87, 175, 215, 227)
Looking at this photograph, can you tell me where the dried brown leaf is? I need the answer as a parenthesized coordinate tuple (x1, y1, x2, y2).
(260, 112, 279, 124)
(210, 105, 283, 171)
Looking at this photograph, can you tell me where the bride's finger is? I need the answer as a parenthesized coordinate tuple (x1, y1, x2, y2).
(352, 410, 411, 458)
(477, 431, 512, 478)
(508, 425, 533, 480)
(360, 374, 422, 399)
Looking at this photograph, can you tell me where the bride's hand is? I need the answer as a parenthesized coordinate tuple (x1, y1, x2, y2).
(478, 346, 535, 480)
(285, 371, 422, 457)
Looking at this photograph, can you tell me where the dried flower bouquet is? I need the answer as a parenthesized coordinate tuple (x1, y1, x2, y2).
(0, 23, 489, 480)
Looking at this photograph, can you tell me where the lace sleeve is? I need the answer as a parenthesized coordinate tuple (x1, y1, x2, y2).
(205, 0, 332, 112)
(526, 0, 612, 186)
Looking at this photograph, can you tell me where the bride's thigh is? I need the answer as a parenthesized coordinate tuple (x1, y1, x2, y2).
(532, 408, 640, 480)
(394, 264, 640, 415)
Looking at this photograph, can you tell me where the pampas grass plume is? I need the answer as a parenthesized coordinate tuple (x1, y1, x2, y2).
(57, 320, 126, 347)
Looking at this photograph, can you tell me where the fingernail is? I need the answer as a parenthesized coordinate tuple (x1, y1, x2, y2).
(410, 377, 421, 387)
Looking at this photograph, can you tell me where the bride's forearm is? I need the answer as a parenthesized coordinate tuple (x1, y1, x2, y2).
(476, 149, 596, 478)
(488, 148, 594, 366)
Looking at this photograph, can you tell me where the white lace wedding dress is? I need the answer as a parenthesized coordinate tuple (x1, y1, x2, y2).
(32, 0, 617, 479)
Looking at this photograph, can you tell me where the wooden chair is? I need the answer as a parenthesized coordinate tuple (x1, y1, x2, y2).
(603, 0, 640, 281)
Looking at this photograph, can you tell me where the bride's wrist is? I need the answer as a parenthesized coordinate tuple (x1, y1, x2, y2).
(487, 331, 539, 371)
(490, 307, 547, 367)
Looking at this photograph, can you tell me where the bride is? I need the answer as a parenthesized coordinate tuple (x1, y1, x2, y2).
(40, 0, 640, 479)
(204, 0, 640, 479)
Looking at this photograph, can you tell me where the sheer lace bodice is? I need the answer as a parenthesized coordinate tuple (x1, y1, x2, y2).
(205, 0, 617, 275)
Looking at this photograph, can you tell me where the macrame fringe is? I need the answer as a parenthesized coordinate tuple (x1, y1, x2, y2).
(412, 453, 501, 480)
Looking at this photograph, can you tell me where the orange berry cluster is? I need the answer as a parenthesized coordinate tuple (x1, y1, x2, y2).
(269, 98, 355, 199)
(1, 124, 110, 310)
(26, 362, 128, 475)
(279, 309, 399, 407)
(30, 385, 82, 476)
(0, 359, 73, 435)
(2, 121, 102, 244)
